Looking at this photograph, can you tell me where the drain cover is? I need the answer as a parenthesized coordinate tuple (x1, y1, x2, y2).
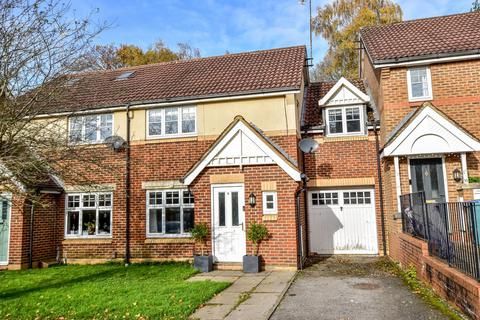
(352, 283, 380, 290)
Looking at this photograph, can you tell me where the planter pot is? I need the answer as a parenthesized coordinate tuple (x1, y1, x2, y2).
(194, 255, 213, 273)
(243, 255, 261, 273)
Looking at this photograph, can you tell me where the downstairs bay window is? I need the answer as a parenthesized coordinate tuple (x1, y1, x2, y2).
(147, 190, 194, 237)
(65, 193, 112, 237)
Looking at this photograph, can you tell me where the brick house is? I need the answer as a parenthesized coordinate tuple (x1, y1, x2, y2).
(0, 44, 388, 270)
(360, 10, 480, 259)
(2, 11, 479, 274)
(359, 11, 480, 317)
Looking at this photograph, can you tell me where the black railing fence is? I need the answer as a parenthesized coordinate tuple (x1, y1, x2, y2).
(400, 192, 480, 281)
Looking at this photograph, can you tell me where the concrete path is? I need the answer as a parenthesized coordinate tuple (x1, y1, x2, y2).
(188, 270, 295, 320)
(271, 256, 450, 320)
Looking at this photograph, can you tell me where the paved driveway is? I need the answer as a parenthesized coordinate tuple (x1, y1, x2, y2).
(270, 256, 449, 320)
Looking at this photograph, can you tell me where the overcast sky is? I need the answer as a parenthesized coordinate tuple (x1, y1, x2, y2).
(73, 0, 473, 65)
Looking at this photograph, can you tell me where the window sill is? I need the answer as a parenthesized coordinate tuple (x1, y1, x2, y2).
(62, 238, 112, 245)
(324, 135, 369, 143)
(145, 238, 194, 244)
(408, 96, 432, 103)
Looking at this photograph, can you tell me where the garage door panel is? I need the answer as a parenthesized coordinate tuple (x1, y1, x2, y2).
(308, 189, 378, 255)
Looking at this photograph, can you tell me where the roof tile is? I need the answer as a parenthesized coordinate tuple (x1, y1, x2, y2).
(361, 12, 480, 63)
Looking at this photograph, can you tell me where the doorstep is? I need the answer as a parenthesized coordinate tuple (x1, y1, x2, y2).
(189, 270, 296, 320)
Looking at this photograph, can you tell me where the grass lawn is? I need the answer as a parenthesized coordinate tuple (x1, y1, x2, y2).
(0, 262, 230, 320)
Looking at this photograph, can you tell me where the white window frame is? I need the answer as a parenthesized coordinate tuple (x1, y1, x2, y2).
(407, 67, 433, 102)
(262, 191, 277, 214)
(325, 105, 365, 137)
(146, 189, 194, 237)
(64, 192, 113, 238)
(68, 113, 114, 144)
(146, 106, 197, 139)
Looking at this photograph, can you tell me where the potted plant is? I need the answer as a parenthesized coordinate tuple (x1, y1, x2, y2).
(191, 222, 213, 272)
(244, 222, 269, 273)
(86, 222, 95, 235)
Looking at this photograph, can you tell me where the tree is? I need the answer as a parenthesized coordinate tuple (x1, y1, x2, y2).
(0, 0, 113, 202)
(311, 0, 402, 81)
(81, 40, 201, 70)
(472, 0, 480, 11)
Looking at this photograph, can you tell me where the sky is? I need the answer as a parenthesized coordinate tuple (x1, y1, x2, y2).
(72, 0, 473, 65)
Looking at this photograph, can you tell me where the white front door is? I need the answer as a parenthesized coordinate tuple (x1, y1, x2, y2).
(212, 184, 246, 262)
(308, 188, 378, 255)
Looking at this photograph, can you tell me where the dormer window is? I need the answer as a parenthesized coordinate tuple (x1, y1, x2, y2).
(407, 67, 432, 102)
(325, 105, 364, 136)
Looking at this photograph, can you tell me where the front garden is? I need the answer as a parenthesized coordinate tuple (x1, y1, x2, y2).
(0, 262, 230, 320)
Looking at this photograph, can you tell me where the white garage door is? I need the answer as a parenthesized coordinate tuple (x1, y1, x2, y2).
(308, 189, 378, 255)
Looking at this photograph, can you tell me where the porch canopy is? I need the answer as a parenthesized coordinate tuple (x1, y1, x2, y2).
(382, 102, 480, 157)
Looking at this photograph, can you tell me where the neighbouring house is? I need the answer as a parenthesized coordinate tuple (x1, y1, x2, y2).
(360, 11, 480, 318)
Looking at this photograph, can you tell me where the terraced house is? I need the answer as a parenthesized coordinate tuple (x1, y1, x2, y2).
(1, 12, 480, 297)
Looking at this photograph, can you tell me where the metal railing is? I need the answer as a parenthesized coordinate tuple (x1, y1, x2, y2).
(400, 192, 480, 281)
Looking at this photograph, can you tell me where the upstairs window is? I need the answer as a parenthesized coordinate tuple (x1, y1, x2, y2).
(69, 114, 113, 143)
(147, 106, 196, 138)
(325, 106, 364, 136)
(407, 67, 432, 101)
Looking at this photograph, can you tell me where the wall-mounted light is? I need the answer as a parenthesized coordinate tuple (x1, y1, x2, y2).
(248, 193, 256, 207)
(453, 168, 462, 183)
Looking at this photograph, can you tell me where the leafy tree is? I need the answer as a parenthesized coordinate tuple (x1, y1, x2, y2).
(472, 0, 480, 11)
(81, 40, 201, 70)
(311, 0, 402, 81)
(0, 0, 113, 202)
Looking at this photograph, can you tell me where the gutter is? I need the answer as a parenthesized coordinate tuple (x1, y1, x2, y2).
(373, 52, 480, 68)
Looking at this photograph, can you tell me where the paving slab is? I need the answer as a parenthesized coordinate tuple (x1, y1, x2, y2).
(225, 303, 273, 320)
(191, 304, 234, 320)
(190, 269, 295, 320)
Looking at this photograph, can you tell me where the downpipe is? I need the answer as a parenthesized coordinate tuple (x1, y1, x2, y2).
(125, 103, 131, 266)
(295, 173, 307, 270)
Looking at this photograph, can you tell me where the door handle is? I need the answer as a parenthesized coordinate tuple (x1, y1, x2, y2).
(240, 222, 244, 231)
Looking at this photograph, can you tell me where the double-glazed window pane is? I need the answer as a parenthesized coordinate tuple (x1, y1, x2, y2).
(410, 68, 429, 98)
(82, 210, 96, 236)
(148, 110, 162, 136)
(147, 190, 194, 235)
(165, 207, 181, 234)
(165, 108, 178, 134)
(69, 118, 82, 142)
(266, 195, 274, 209)
(328, 109, 343, 134)
(67, 211, 79, 235)
(182, 107, 196, 133)
(99, 114, 113, 140)
(84, 116, 97, 142)
(183, 208, 194, 232)
(346, 108, 361, 133)
(149, 208, 163, 234)
(98, 210, 111, 234)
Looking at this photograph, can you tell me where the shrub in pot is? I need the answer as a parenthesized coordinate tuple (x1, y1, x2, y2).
(244, 222, 269, 273)
(191, 223, 213, 272)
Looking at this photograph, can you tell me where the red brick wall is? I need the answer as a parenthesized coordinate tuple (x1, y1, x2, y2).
(396, 234, 480, 320)
(303, 132, 385, 255)
(9, 134, 301, 268)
